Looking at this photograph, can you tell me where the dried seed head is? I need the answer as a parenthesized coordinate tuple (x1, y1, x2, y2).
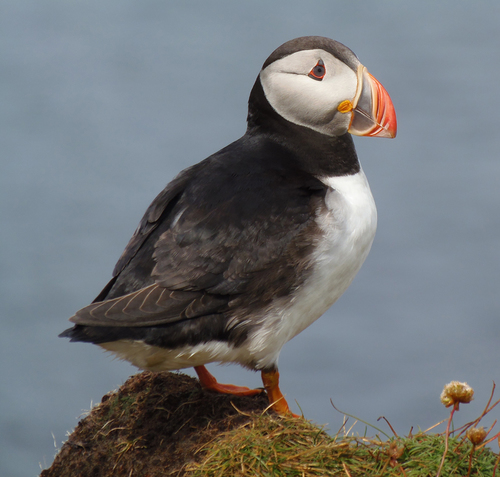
(440, 381, 474, 408)
(466, 426, 487, 446)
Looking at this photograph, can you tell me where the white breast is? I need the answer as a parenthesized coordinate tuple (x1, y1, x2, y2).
(247, 168, 377, 368)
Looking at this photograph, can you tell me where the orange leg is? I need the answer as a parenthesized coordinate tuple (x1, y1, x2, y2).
(261, 369, 300, 417)
(194, 365, 263, 396)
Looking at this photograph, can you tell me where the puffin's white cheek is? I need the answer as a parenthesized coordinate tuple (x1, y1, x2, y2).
(264, 75, 328, 127)
(280, 88, 336, 126)
(261, 70, 357, 136)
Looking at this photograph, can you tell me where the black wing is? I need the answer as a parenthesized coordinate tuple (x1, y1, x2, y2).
(68, 137, 327, 329)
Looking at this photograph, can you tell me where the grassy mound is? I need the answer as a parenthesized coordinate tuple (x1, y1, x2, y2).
(41, 372, 500, 476)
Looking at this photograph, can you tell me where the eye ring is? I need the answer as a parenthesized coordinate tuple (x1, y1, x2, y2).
(308, 60, 326, 81)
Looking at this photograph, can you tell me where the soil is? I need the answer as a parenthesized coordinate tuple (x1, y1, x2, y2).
(40, 371, 269, 476)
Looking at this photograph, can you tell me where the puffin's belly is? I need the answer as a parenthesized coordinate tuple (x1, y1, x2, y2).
(99, 339, 251, 372)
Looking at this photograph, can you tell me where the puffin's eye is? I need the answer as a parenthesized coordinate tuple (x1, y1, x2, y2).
(308, 60, 326, 81)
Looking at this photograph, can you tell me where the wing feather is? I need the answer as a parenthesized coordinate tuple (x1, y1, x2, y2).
(70, 284, 227, 327)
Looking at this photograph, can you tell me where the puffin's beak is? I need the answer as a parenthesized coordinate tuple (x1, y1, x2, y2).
(348, 65, 397, 138)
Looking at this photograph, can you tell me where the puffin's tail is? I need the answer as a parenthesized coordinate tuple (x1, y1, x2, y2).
(59, 325, 132, 344)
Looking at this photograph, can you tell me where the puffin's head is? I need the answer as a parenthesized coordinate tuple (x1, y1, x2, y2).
(253, 36, 397, 139)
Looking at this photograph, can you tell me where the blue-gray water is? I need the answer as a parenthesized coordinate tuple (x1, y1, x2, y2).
(2, 2, 500, 475)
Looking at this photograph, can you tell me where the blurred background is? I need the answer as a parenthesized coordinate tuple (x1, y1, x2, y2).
(1, 1, 500, 475)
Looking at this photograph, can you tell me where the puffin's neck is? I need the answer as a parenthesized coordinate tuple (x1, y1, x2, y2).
(246, 77, 360, 178)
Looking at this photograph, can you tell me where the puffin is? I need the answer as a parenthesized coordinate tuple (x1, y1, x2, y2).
(60, 36, 397, 416)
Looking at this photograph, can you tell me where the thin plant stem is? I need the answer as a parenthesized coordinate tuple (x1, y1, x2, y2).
(437, 403, 458, 477)
(467, 445, 475, 477)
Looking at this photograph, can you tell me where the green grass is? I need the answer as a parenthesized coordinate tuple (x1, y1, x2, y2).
(187, 413, 499, 476)
(188, 382, 500, 477)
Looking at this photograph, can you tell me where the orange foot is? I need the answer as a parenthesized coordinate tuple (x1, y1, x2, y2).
(194, 365, 263, 396)
(261, 369, 300, 418)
